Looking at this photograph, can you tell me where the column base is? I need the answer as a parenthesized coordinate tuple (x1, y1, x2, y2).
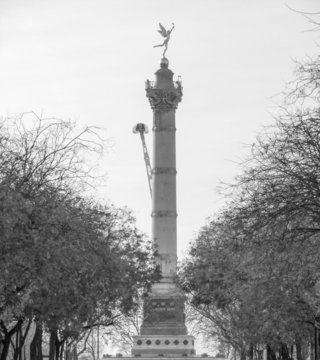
(132, 335, 195, 357)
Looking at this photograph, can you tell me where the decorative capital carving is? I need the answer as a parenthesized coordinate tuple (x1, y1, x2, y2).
(146, 88, 182, 110)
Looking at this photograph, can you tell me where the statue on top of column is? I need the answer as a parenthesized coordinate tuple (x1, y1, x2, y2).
(153, 23, 175, 57)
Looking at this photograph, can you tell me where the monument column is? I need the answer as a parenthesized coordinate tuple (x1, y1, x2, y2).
(149, 57, 181, 283)
(131, 57, 195, 357)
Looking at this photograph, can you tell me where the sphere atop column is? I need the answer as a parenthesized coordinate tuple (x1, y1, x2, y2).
(160, 57, 169, 68)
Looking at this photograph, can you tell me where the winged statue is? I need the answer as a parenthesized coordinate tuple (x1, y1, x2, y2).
(153, 23, 175, 57)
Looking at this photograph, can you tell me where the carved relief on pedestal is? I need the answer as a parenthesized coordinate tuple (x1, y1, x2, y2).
(142, 295, 186, 332)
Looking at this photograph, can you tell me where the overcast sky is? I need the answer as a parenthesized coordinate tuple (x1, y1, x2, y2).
(0, 0, 319, 258)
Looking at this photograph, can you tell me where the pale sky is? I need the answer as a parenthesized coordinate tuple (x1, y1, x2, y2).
(0, 0, 319, 259)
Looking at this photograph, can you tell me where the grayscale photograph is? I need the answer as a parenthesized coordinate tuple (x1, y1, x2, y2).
(0, 1, 320, 359)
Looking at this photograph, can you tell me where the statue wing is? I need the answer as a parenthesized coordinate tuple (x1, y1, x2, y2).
(158, 23, 168, 37)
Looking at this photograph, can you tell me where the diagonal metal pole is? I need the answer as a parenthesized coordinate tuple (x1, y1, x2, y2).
(139, 130, 152, 198)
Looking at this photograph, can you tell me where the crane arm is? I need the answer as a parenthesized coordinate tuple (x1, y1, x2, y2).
(133, 123, 152, 198)
(140, 131, 152, 198)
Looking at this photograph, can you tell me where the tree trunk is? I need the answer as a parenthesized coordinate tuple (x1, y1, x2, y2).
(249, 346, 254, 360)
(48, 329, 64, 360)
(311, 336, 315, 360)
(65, 344, 70, 360)
(49, 329, 58, 360)
(14, 326, 20, 360)
(318, 331, 320, 360)
(73, 345, 78, 360)
(316, 327, 318, 360)
(13, 318, 32, 360)
(240, 348, 246, 360)
(58, 340, 64, 360)
(0, 336, 11, 360)
(296, 336, 303, 360)
(65, 342, 76, 360)
(280, 343, 290, 360)
(30, 320, 43, 360)
(0, 319, 23, 360)
(267, 344, 277, 360)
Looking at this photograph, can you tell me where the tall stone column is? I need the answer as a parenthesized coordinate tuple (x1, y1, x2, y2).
(149, 57, 181, 283)
(131, 58, 195, 357)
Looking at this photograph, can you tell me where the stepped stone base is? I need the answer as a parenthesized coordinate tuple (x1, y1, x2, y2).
(121, 358, 217, 360)
(132, 335, 195, 357)
(134, 279, 194, 357)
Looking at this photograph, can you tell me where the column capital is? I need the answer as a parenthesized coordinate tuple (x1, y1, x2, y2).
(146, 87, 182, 110)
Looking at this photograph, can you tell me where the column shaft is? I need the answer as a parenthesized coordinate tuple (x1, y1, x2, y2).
(152, 109, 177, 280)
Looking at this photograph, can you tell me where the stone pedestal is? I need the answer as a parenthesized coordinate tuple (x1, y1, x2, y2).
(132, 335, 195, 357)
(140, 283, 187, 336)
